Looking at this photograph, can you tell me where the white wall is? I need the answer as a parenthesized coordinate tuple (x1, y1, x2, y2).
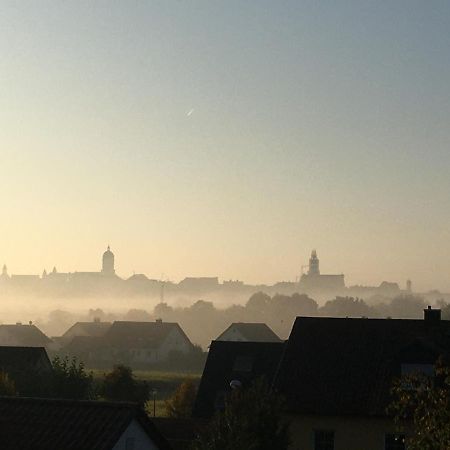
(112, 419, 159, 450)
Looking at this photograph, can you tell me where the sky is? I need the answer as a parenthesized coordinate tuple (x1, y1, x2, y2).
(0, 1, 449, 291)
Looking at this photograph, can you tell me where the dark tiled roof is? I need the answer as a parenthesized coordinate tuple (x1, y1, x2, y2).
(62, 322, 112, 339)
(63, 335, 102, 353)
(103, 321, 193, 349)
(273, 316, 450, 417)
(0, 397, 172, 450)
(193, 340, 285, 418)
(217, 323, 281, 342)
(0, 325, 51, 346)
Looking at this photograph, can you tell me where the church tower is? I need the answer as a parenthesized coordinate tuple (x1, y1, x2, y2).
(102, 246, 115, 276)
(308, 250, 320, 275)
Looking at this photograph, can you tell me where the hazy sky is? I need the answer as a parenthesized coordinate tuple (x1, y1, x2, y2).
(1, 1, 450, 291)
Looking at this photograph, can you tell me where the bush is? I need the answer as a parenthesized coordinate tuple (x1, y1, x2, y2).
(191, 378, 290, 450)
(52, 356, 94, 400)
(0, 371, 16, 396)
(165, 380, 197, 418)
(102, 364, 149, 404)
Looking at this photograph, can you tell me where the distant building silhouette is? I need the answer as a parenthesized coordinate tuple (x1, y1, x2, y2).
(102, 246, 115, 276)
(299, 250, 345, 291)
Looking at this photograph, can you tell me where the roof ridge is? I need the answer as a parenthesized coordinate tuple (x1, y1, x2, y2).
(0, 396, 140, 409)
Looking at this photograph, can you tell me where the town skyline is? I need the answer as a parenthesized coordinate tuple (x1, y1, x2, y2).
(0, 245, 446, 294)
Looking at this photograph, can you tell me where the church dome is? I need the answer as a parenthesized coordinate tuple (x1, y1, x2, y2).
(103, 246, 114, 258)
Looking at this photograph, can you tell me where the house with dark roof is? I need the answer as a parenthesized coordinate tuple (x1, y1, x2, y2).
(0, 346, 52, 396)
(0, 396, 171, 449)
(193, 340, 285, 418)
(215, 322, 281, 343)
(64, 321, 194, 367)
(273, 307, 450, 450)
(0, 324, 52, 348)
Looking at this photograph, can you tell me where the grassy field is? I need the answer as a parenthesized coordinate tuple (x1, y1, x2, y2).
(90, 368, 202, 417)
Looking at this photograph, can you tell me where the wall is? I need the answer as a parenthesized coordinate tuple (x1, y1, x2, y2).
(288, 414, 399, 450)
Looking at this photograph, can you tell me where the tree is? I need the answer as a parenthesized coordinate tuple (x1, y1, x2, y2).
(191, 378, 290, 450)
(102, 364, 149, 404)
(165, 380, 197, 418)
(0, 371, 16, 396)
(52, 356, 94, 399)
(246, 292, 271, 312)
(388, 360, 450, 449)
(319, 296, 371, 317)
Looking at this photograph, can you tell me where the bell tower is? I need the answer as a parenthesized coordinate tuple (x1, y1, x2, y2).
(308, 250, 320, 275)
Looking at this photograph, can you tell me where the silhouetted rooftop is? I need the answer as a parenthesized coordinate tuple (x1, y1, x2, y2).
(274, 316, 450, 416)
(0, 397, 171, 450)
(193, 340, 285, 418)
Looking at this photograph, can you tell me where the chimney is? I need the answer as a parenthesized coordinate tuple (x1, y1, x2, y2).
(424, 305, 441, 324)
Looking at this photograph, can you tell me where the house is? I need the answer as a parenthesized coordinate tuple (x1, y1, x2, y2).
(0, 397, 171, 449)
(273, 307, 450, 450)
(102, 321, 193, 364)
(0, 346, 53, 396)
(215, 323, 281, 342)
(64, 321, 194, 367)
(193, 340, 285, 418)
(61, 320, 112, 343)
(0, 324, 52, 348)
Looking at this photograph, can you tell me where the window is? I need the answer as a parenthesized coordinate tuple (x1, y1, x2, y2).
(314, 430, 334, 450)
(385, 433, 405, 450)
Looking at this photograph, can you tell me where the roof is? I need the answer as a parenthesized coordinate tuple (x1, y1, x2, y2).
(216, 323, 281, 342)
(0, 325, 52, 346)
(273, 316, 450, 417)
(0, 397, 172, 450)
(193, 340, 285, 418)
(0, 346, 51, 373)
(103, 321, 193, 349)
(62, 321, 112, 339)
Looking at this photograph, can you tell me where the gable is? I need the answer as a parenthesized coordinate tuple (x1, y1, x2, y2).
(112, 419, 159, 450)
